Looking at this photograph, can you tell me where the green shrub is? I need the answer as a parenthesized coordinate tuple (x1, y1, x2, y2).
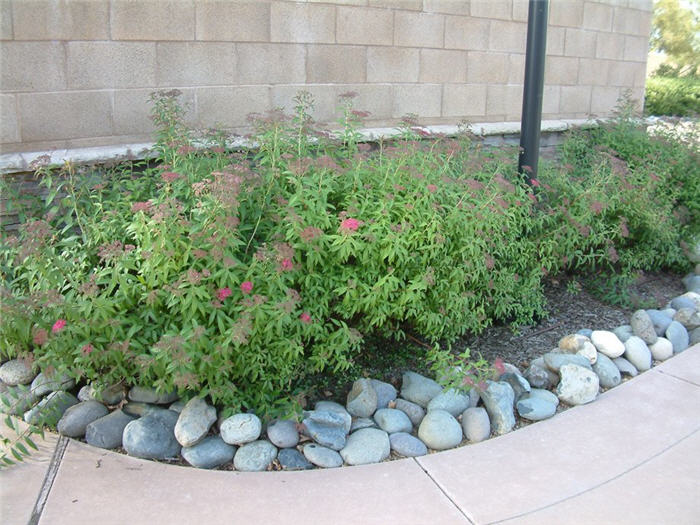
(645, 76, 700, 116)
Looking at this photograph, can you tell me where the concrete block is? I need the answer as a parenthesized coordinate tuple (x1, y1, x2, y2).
(195, 0, 270, 42)
(113, 88, 196, 136)
(337, 6, 393, 45)
(237, 44, 306, 84)
(467, 51, 509, 83)
(419, 49, 467, 83)
(488, 20, 527, 53)
(0, 0, 11, 40)
(559, 85, 592, 114)
(333, 84, 393, 120)
(508, 53, 525, 83)
(444, 16, 490, 50)
(0, 94, 19, 143)
(19, 91, 113, 142)
(271, 85, 338, 124)
(549, 0, 583, 27)
(542, 85, 560, 114)
(367, 47, 419, 82)
(486, 84, 522, 118)
(11, 0, 109, 40)
(395, 11, 445, 48)
(628, 0, 653, 11)
(392, 84, 442, 118)
(578, 58, 610, 86)
(512, 0, 529, 22)
(368, 0, 422, 9)
(595, 32, 625, 60)
(110, 0, 195, 41)
(442, 84, 487, 117)
(608, 61, 639, 87)
(583, 2, 613, 32)
(547, 26, 566, 56)
(624, 35, 649, 62)
(196, 86, 271, 129)
(67, 42, 156, 89)
(633, 62, 647, 87)
(545, 56, 579, 86)
(591, 86, 621, 115)
(308, 0, 365, 4)
(423, 0, 470, 15)
(271, 2, 335, 44)
(156, 42, 236, 87)
(613, 7, 652, 36)
(564, 28, 597, 58)
(471, 0, 512, 20)
(307, 45, 366, 83)
(0, 42, 65, 91)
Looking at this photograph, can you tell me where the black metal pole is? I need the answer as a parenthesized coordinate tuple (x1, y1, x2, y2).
(518, 0, 549, 184)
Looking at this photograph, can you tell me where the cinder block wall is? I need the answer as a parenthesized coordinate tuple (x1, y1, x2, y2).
(0, 0, 652, 155)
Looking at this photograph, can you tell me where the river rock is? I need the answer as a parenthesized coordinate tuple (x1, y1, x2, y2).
(394, 398, 425, 427)
(30, 371, 74, 398)
(613, 357, 638, 376)
(426, 389, 471, 417)
(303, 443, 343, 468)
(370, 379, 397, 409)
(85, 409, 136, 449)
(169, 400, 186, 413)
(350, 417, 377, 432)
(556, 364, 599, 405)
(128, 386, 178, 405)
(592, 353, 621, 388)
(543, 352, 592, 372)
(674, 308, 700, 330)
(479, 381, 515, 435)
(649, 337, 673, 361)
(613, 325, 634, 343)
(122, 402, 163, 418)
(400, 371, 443, 408)
(1, 385, 38, 416)
(690, 327, 700, 346)
(220, 413, 262, 445)
(314, 401, 352, 433)
(591, 330, 625, 358)
(181, 436, 235, 469)
(558, 334, 590, 353)
(623, 336, 652, 371)
(683, 273, 700, 291)
(233, 440, 277, 471)
(77, 383, 127, 405)
(516, 397, 556, 421)
(418, 409, 463, 449)
(499, 373, 531, 403)
(576, 342, 598, 364)
(666, 321, 689, 353)
(526, 388, 560, 406)
(266, 419, 299, 448)
(340, 428, 390, 465)
(174, 397, 217, 447)
(301, 410, 348, 450)
(577, 328, 593, 338)
(647, 309, 673, 336)
(373, 408, 412, 433)
(461, 407, 490, 442)
(278, 448, 313, 471)
(0, 359, 35, 386)
(122, 409, 180, 460)
(525, 358, 558, 389)
(670, 295, 696, 311)
(346, 378, 378, 418)
(24, 391, 78, 425)
(57, 400, 108, 438)
(630, 310, 657, 344)
(389, 432, 428, 457)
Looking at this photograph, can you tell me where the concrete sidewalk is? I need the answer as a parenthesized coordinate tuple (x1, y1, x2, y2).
(3, 345, 699, 525)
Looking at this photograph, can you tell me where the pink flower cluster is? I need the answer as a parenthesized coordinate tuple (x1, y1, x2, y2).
(216, 287, 232, 301)
(52, 319, 66, 333)
(339, 218, 360, 233)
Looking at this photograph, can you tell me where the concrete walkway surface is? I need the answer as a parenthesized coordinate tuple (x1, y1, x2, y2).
(2, 345, 699, 525)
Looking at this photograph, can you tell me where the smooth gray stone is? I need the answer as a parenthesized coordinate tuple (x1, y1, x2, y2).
(418, 409, 463, 449)
(181, 436, 235, 469)
(623, 336, 652, 372)
(278, 448, 313, 471)
(0, 359, 35, 386)
(122, 410, 181, 460)
(543, 352, 592, 372)
(646, 309, 673, 336)
(556, 364, 599, 405)
(516, 397, 557, 421)
(85, 409, 136, 449)
(57, 400, 108, 438)
(524, 388, 560, 406)
(168, 400, 186, 413)
(525, 358, 557, 389)
(303, 443, 343, 468)
(630, 310, 657, 344)
(394, 398, 425, 427)
(174, 397, 217, 447)
(314, 401, 352, 433)
(220, 413, 262, 445)
(649, 337, 674, 361)
(426, 389, 470, 417)
(127, 386, 178, 405)
(613, 325, 634, 343)
(461, 407, 490, 443)
(370, 379, 397, 409)
(346, 378, 378, 418)
(613, 357, 638, 377)
(350, 417, 377, 432)
(373, 408, 412, 433)
(24, 391, 78, 426)
(266, 419, 299, 448)
(233, 440, 277, 472)
(122, 402, 163, 418)
(400, 371, 443, 408)
(30, 371, 74, 398)
(592, 353, 622, 388)
(340, 428, 390, 465)
(670, 296, 696, 311)
(577, 329, 593, 338)
(674, 308, 700, 330)
(77, 383, 127, 405)
(666, 321, 689, 353)
(690, 327, 700, 346)
(480, 381, 515, 435)
(389, 432, 427, 457)
(499, 373, 531, 404)
(683, 273, 700, 292)
(0, 384, 38, 416)
(302, 410, 348, 451)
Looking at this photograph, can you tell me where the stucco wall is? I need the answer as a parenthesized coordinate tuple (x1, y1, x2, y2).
(0, 0, 652, 155)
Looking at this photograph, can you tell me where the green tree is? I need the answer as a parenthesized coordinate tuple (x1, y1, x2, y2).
(650, 0, 700, 75)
